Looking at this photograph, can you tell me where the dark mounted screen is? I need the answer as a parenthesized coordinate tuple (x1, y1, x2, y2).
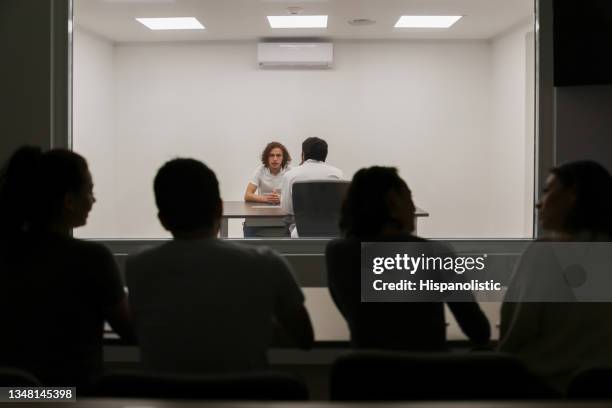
(554, 0, 612, 86)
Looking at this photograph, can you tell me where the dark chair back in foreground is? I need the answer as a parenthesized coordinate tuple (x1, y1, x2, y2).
(0, 367, 42, 387)
(94, 370, 308, 400)
(567, 367, 612, 399)
(292, 180, 350, 238)
(330, 351, 560, 401)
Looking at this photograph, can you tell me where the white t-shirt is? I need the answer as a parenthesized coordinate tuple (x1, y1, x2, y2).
(246, 165, 291, 228)
(126, 238, 305, 372)
(280, 159, 344, 216)
(249, 165, 291, 195)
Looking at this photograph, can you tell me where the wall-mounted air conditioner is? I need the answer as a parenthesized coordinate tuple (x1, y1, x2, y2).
(257, 43, 333, 68)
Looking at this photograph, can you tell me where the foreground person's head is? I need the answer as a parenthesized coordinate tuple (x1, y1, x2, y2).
(0, 146, 94, 235)
(340, 166, 415, 238)
(154, 158, 222, 238)
(537, 160, 612, 238)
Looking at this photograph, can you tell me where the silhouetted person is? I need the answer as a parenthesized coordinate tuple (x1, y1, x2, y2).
(500, 160, 612, 392)
(126, 158, 313, 373)
(326, 166, 490, 350)
(0, 146, 134, 388)
(280, 137, 343, 236)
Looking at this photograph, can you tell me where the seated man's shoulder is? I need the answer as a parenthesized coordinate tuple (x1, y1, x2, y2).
(254, 163, 266, 172)
(65, 237, 114, 262)
(128, 242, 169, 263)
(126, 241, 196, 277)
(328, 163, 343, 175)
(127, 240, 290, 282)
(283, 166, 299, 179)
(327, 235, 428, 256)
(229, 243, 292, 276)
(326, 238, 357, 254)
(213, 243, 294, 286)
(325, 239, 360, 273)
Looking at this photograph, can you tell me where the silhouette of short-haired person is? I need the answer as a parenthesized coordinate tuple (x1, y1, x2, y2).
(326, 166, 490, 350)
(126, 158, 313, 372)
(280, 137, 343, 236)
(0, 146, 134, 388)
(500, 160, 612, 392)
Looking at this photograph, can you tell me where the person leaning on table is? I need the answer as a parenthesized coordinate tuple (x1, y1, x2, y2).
(243, 141, 292, 237)
(326, 166, 490, 350)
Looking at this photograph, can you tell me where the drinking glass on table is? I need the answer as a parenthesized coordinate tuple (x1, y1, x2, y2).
(265, 189, 281, 205)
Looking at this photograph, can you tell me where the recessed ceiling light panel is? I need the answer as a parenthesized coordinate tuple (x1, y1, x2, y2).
(136, 17, 205, 30)
(267, 15, 328, 28)
(394, 15, 462, 28)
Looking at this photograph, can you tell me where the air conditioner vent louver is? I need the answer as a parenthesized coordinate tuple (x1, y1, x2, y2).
(257, 43, 333, 68)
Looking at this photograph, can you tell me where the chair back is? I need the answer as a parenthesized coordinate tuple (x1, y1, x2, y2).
(94, 369, 309, 400)
(567, 367, 612, 399)
(330, 351, 560, 401)
(292, 180, 350, 237)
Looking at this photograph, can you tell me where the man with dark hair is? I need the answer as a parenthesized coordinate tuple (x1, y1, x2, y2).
(126, 158, 314, 372)
(281, 137, 343, 236)
(302, 137, 328, 162)
(153, 158, 222, 234)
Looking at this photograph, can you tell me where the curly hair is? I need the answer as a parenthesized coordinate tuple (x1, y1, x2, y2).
(339, 166, 412, 238)
(260, 142, 291, 169)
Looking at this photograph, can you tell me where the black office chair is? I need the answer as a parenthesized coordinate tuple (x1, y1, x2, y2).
(567, 367, 612, 399)
(0, 367, 42, 386)
(292, 180, 350, 237)
(94, 369, 309, 400)
(330, 351, 560, 401)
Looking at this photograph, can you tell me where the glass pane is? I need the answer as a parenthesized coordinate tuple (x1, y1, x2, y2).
(72, 0, 536, 240)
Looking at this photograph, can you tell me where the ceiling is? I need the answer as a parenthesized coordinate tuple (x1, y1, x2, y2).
(74, 0, 534, 42)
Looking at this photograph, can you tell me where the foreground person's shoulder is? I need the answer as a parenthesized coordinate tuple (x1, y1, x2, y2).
(70, 237, 114, 258)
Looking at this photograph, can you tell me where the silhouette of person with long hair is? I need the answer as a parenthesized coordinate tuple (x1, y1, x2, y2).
(0, 146, 134, 388)
(500, 160, 612, 392)
(326, 166, 490, 350)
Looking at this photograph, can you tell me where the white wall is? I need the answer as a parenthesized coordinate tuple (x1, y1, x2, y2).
(73, 28, 118, 237)
(489, 22, 535, 238)
(74, 36, 535, 239)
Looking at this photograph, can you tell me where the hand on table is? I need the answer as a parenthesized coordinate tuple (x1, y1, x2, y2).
(265, 192, 281, 205)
